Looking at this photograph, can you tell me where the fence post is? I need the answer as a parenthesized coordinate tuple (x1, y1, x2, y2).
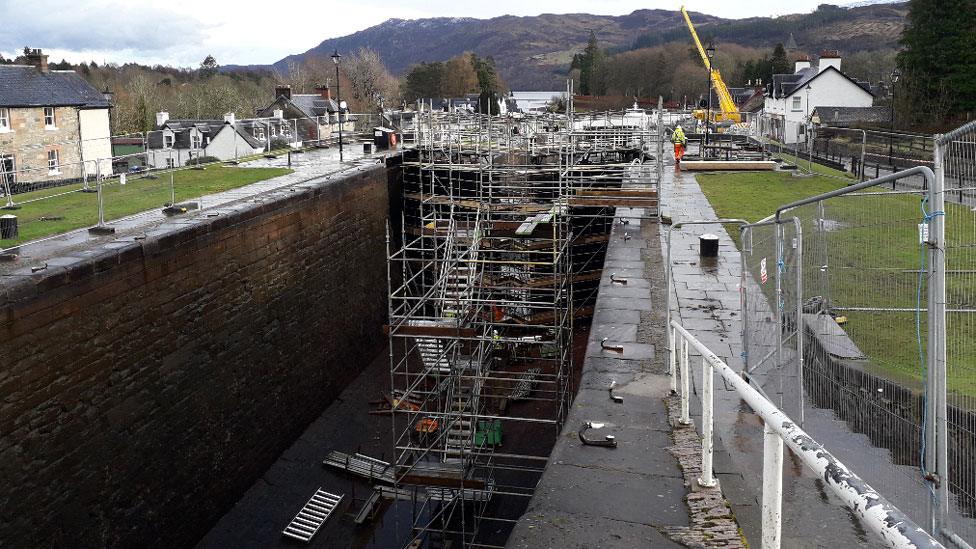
(698, 356, 716, 487)
(740, 226, 749, 371)
(928, 138, 949, 535)
(669, 326, 677, 393)
(793, 217, 804, 427)
(680, 338, 691, 425)
(761, 422, 784, 549)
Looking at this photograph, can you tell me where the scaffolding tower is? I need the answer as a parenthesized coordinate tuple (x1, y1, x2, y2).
(386, 99, 664, 548)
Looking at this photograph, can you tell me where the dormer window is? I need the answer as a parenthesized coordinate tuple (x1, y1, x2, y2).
(44, 107, 56, 129)
(191, 133, 202, 149)
(164, 134, 174, 148)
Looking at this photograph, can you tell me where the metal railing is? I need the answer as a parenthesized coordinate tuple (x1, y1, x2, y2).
(670, 318, 943, 549)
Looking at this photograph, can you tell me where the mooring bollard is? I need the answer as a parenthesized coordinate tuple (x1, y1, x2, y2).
(0, 214, 17, 239)
(699, 233, 719, 257)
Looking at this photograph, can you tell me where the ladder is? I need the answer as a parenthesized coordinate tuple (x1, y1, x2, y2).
(281, 488, 343, 543)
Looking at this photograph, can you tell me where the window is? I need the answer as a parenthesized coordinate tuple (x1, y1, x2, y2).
(0, 108, 9, 132)
(164, 134, 174, 148)
(191, 133, 202, 149)
(166, 158, 175, 169)
(47, 149, 60, 174)
(270, 125, 277, 137)
(791, 96, 802, 111)
(43, 107, 56, 128)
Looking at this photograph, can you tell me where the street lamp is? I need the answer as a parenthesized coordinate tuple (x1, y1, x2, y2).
(704, 43, 715, 151)
(889, 67, 901, 162)
(331, 49, 344, 162)
(889, 68, 901, 130)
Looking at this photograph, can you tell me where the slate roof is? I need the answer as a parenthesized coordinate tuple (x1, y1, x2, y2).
(290, 94, 339, 117)
(257, 94, 339, 119)
(812, 106, 891, 126)
(147, 118, 279, 150)
(770, 66, 873, 99)
(0, 65, 111, 108)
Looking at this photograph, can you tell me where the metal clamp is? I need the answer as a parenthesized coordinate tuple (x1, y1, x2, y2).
(579, 422, 617, 448)
(600, 338, 624, 353)
(610, 273, 628, 285)
(609, 380, 624, 403)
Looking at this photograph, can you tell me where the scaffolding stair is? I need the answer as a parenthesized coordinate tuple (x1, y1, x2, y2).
(281, 488, 343, 543)
(322, 451, 395, 484)
(444, 397, 474, 459)
(510, 368, 542, 401)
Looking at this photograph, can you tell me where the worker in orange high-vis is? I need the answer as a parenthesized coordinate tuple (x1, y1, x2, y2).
(671, 125, 687, 165)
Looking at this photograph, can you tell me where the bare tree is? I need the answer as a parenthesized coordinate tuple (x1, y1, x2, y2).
(344, 48, 398, 110)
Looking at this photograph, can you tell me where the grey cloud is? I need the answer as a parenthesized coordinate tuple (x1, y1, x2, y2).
(0, 1, 210, 54)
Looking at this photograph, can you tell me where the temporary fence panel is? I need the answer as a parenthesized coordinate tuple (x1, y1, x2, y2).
(936, 122, 976, 545)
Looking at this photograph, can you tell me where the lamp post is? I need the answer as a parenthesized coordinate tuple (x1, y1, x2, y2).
(331, 49, 344, 162)
(704, 43, 715, 152)
(888, 68, 900, 162)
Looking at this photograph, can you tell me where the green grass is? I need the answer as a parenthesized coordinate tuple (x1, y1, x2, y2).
(1, 165, 292, 247)
(698, 170, 976, 398)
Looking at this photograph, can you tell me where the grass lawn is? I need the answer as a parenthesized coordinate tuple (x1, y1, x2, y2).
(1, 166, 292, 248)
(698, 170, 976, 399)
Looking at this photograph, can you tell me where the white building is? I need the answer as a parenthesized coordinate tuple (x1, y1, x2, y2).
(763, 52, 874, 144)
(146, 112, 291, 169)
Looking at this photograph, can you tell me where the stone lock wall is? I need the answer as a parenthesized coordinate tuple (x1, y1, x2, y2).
(0, 164, 393, 547)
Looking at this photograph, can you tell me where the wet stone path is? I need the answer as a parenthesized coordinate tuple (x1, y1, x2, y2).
(658, 163, 872, 547)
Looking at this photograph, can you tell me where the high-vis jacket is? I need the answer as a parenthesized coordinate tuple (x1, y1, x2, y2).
(671, 126, 687, 145)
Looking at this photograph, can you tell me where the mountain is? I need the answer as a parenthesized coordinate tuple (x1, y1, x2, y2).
(237, 4, 909, 90)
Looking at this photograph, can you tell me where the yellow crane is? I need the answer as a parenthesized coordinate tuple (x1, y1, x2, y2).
(681, 6, 741, 124)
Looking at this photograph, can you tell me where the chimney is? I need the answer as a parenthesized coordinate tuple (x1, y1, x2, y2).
(156, 112, 170, 127)
(275, 85, 292, 100)
(224, 112, 236, 125)
(794, 55, 811, 73)
(26, 48, 49, 73)
(818, 50, 842, 73)
(314, 84, 332, 101)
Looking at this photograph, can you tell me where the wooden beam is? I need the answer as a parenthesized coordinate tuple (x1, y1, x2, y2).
(678, 160, 777, 171)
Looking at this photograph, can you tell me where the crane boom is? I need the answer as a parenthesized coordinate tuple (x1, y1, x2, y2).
(680, 6, 741, 124)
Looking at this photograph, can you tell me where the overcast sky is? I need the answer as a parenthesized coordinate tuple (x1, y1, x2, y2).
(1, 0, 843, 68)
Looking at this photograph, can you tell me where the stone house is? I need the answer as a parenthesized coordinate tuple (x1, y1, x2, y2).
(255, 85, 355, 143)
(0, 49, 112, 191)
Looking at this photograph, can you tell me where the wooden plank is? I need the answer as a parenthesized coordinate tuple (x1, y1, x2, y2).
(397, 473, 487, 490)
(679, 160, 777, 171)
(385, 325, 478, 337)
(568, 197, 659, 207)
(575, 189, 657, 198)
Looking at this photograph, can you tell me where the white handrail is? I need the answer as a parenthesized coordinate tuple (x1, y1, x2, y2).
(670, 319, 943, 549)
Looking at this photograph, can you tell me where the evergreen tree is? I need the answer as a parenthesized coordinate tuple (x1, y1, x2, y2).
(897, 0, 976, 120)
(770, 43, 791, 76)
(200, 55, 218, 78)
(577, 31, 606, 95)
